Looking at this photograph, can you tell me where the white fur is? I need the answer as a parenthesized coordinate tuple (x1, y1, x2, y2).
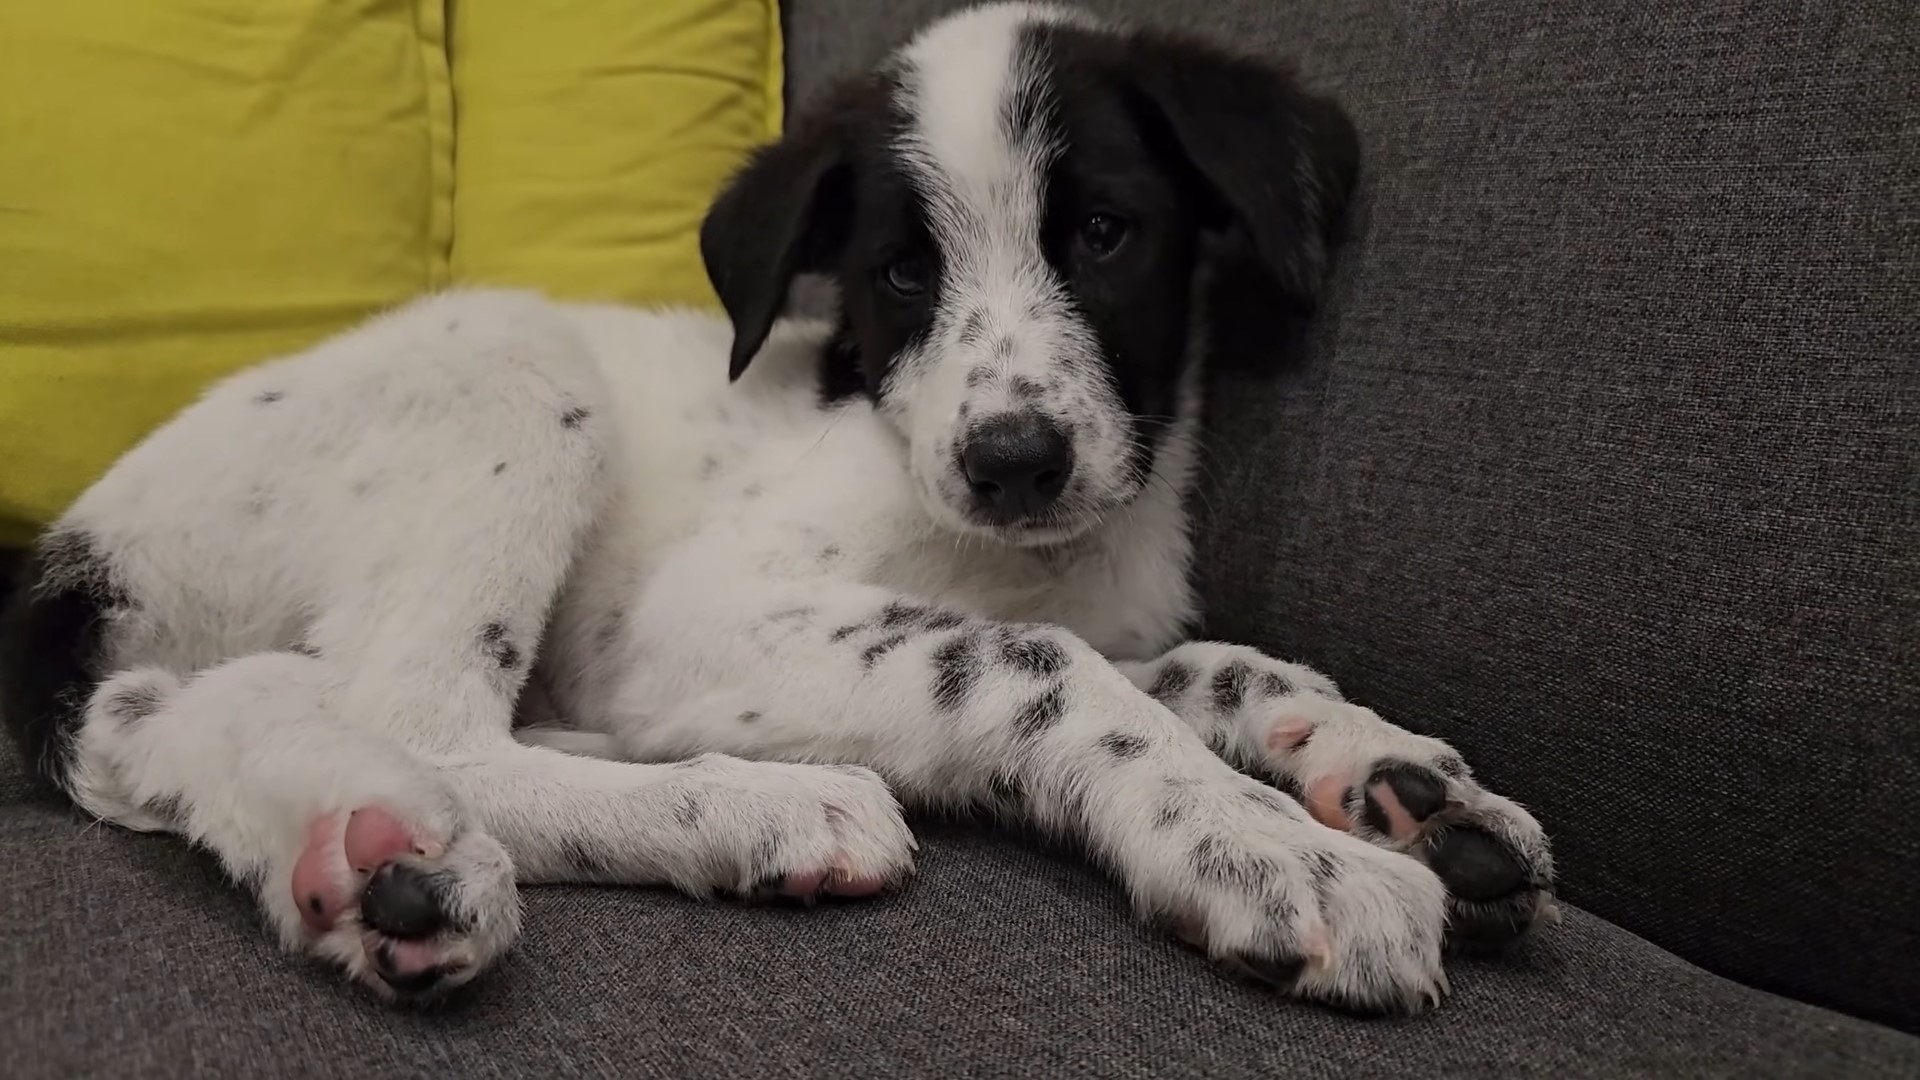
(34, 3, 1551, 1013)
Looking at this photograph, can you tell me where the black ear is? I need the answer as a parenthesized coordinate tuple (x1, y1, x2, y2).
(1120, 35, 1360, 315)
(700, 102, 856, 380)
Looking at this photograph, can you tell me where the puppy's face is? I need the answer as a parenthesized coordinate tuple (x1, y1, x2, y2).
(703, 3, 1358, 546)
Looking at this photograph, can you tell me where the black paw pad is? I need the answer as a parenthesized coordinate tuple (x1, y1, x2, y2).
(1424, 825, 1537, 952)
(361, 863, 451, 940)
(1361, 761, 1450, 837)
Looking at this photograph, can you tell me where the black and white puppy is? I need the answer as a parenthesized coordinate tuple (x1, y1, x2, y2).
(0, 2, 1553, 1012)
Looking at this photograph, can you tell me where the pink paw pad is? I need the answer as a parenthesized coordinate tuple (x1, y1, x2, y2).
(290, 807, 438, 934)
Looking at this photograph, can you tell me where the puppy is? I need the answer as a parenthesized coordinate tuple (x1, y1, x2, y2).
(0, 2, 1552, 1012)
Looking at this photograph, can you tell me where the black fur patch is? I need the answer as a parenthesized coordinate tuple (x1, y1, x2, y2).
(145, 792, 186, 824)
(766, 606, 816, 626)
(1212, 661, 1254, 715)
(1011, 684, 1068, 740)
(480, 622, 521, 669)
(1258, 670, 1293, 698)
(561, 837, 614, 878)
(1098, 729, 1149, 759)
(818, 544, 842, 562)
(560, 406, 591, 429)
(930, 631, 984, 712)
(254, 390, 284, 404)
(861, 632, 910, 669)
(1153, 798, 1188, 829)
(1010, 375, 1044, 400)
(674, 794, 706, 828)
(1436, 755, 1469, 779)
(1190, 835, 1274, 893)
(737, 710, 763, 724)
(1302, 848, 1342, 907)
(957, 309, 987, 346)
(1148, 661, 1196, 704)
(102, 683, 168, 724)
(1000, 632, 1069, 677)
(290, 641, 322, 658)
(493, 461, 508, 475)
(0, 530, 129, 792)
(988, 771, 1026, 809)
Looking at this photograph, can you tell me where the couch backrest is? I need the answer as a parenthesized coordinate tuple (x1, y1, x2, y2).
(782, 0, 1920, 1031)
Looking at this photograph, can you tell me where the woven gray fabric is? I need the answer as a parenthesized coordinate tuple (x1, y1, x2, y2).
(786, 0, 1920, 1031)
(5, 792, 1918, 1080)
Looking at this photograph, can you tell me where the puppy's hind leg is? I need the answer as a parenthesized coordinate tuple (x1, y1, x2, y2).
(67, 653, 521, 1002)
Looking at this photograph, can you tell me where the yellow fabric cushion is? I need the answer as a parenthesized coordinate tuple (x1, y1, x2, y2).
(450, 0, 783, 307)
(0, 1, 784, 545)
(0, 1, 454, 546)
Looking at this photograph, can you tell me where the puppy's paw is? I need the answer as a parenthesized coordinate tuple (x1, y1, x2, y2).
(1137, 776, 1449, 1014)
(1264, 700, 1557, 952)
(290, 806, 521, 1003)
(680, 757, 916, 901)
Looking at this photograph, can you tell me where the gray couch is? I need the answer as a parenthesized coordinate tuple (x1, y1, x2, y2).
(5, 0, 1916, 1075)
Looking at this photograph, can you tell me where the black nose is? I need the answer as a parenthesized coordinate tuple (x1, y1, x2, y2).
(361, 863, 450, 940)
(961, 413, 1074, 519)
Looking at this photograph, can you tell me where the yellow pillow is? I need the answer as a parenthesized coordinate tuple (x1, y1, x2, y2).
(450, 0, 783, 307)
(0, 1, 784, 545)
(0, 1, 454, 546)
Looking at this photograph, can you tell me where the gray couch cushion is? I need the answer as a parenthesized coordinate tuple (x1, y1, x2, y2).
(4, 775, 1918, 1079)
(783, 0, 1920, 1031)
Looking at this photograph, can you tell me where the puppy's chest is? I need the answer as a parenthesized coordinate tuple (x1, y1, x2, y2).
(574, 388, 1191, 664)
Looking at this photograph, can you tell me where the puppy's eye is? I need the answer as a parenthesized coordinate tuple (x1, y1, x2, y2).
(1078, 213, 1129, 258)
(883, 256, 931, 298)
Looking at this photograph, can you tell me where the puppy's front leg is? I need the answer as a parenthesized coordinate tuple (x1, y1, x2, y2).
(566, 578, 1451, 1013)
(1114, 643, 1556, 951)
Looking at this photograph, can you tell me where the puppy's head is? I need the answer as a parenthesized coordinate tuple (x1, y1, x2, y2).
(702, 2, 1358, 546)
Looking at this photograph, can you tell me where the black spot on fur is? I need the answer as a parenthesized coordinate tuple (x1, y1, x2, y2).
(1436, 755, 1469, 779)
(0, 531, 130, 793)
(1148, 661, 1196, 704)
(957, 309, 987, 346)
(737, 710, 762, 724)
(1000, 632, 1069, 678)
(1303, 848, 1342, 908)
(480, 621, 521, 669)
(1010, 375, 1044, 400)
(1212, 661, 1254, 715)
(930, 631, 983, 712)
(145, 792, 185, 824)
(818, 544, 842, 562)
(290, 641, 322, 658)
(1258, 670, 1293, 698)
(1154, 797, 1189, 829)
(766, 607, 815, 627)
(966, 365, 991, 388)
(992, 335, 1017, 360)
(254, 390, 284, 404)
(561, 838, 614, 877)
(674, 794, 706, 828)
(700, 455, 722, 479)
(560, 406, 591, 429)
(493, 461, 508, 475)
(102, 683, 167, 724)
(1099, 729, 1149, 759)
(1012, 684, 1068, 740)
(861, 633, 910, 669)
(1190, 835, 1274, 893)
(988, 771, 1025, 809)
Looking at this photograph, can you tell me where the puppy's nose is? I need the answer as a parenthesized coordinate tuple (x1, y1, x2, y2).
(361, 863, 450, 940)
(961, 413, 1073, 519)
